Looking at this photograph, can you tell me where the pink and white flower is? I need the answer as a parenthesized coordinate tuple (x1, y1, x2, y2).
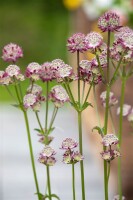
(102, 134, 119, 147)
(2, 43, 23, 62)
(85, 32, 103, 50)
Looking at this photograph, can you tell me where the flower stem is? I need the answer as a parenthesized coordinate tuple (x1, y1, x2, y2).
(14, 80, 40, 200)
(93, 85, 101, 127)
(77, 51, 80, 107)
(47, 107, 58, 135)
(45, 81, 49, 134)
(83, 84, 92, 105)
(78, 111, 86, 200)
(72, 163, 76, 200)
(35, 112, 45, 135)
(46, 166, 52, 200)
(118, 73, 126, 200)
(23, 110, 40, 200)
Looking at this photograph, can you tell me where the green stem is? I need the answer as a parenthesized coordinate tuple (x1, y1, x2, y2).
(104, 85, 110, 135)
(47, 107, 58, 135)
(78, 111, 86, 200)
(93, 85, 101, 127)
(45, 81, 49, 133)
(46, 166, 52, 200)
(95, 51, 105, 82)
(77, 51, 80, 107)
(107, 162, 110, 182)
(14, 80, 40, 200)
(81, 81, 86, 104)
(118, 74, 126, 200)
(109, 109, 116, 133)
(35, 112, 45, 135)
(72, 163, 76, 200)
(23, 110, 40, 200)
(5, 85, 17, 102)
(65, 82, 76, 105)
(83, 84, 92, 105)
(107, 31, 111, 83)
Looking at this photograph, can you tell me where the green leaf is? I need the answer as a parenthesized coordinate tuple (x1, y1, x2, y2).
(51, 194, 60, 199)
(35, 193, 44, 198)
(92, 126, 104, 137)
(47, 127, 55, 135)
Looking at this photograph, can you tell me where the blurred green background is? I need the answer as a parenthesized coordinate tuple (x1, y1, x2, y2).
(0, 0, 69, 101)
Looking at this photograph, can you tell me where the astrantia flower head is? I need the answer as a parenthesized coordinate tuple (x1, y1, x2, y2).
(23, 93, 37, 109)
(5, 65, 20, 77)
(120, 32, 133, 50)
(38, 135, 54, 145)
(0, 71, 11, 85)
(51, 59, 65, 70)
(100, 91, 118, 107)
(38, 146, 56, 166)
(98, 11, 120, 32)
(113, 195, 126, 200)
(49, 85, 69, 107)
(61, 138, 78, 150)
(56, 64, 73, 79)
(73, 151, 84, 163)
(39, 62, 55, 82)
(102, 134, 119, 147)
(114, 26, 133, 40)
(26, 62, 41, 80)
(117, 104, 132, 116)
(62, 149, 83, 164)
(41, 146, 56, 157)
(2, 43, 23, 62)
(85, 32, 103, 50)
(67, 33, 87, 53)
(101, 149, 120, 161)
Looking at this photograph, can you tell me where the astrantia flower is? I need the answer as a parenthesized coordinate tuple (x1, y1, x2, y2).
(73, 151, 84, 162)
(38, 146, 56, 166)
(61, 138, 78, 150)
(56, 64, 73, 79)
(85, 32, 103, 50)
(114, 26, 133, 40)
(100, 91, 118, 107)
(41, 146, 56, 157)
(38, 135, 54, 145)
(98, 11, 120, 32)
(113, 195, 126, 200)
(101, 149, 120, 161)
(0, 71, 11, 85)
(120, 32, 133, 50)
(2, 43, 23, 62)
(51, 59, 65, 70)
(102, 134, 119, 147)
(117, 104, 132, 116)
(27, 84, 42, 96)
(49, 85, 69, 107)
(23, 93, 37, 109)
(5, 65, 20, 77)
(39, 62, 55, 82)
(25, 62, 41, 80)
(67, 33, 87, 53)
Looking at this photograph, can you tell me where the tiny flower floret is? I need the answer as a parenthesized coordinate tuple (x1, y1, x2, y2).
(98, 11, 120, 32)
(23, 93, 37, 108)
(67, 33, 87, 53)
(85, 32, 103, 49)
(102, 134, 119, 146)
(38, 146, 56, 166)
(61, 138, 78, 149)
(2, 43, 23, 62)
(56, 64, 73, 78)
(5, 65, 20, 77)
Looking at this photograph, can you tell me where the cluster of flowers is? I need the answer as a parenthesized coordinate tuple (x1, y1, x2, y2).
(101, 134, 120, 162)
(38, 138, 83, 166)
(60, 138, 83, 164)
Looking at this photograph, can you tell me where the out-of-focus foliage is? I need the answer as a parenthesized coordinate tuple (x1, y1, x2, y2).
(0, 0, 69, 101)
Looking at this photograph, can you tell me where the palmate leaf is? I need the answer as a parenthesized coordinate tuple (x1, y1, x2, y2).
(92, 126, 104, 137)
